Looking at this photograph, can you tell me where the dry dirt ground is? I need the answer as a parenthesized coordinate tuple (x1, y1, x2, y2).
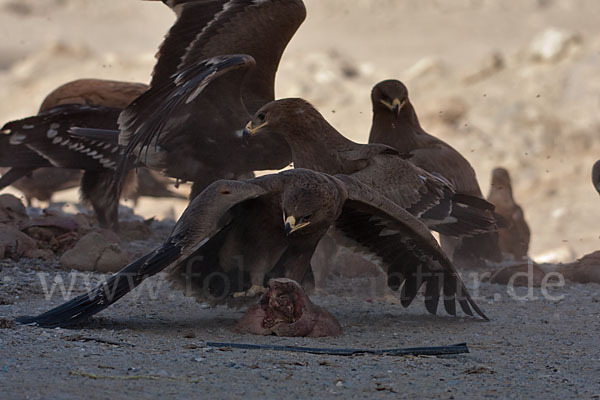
(2, 260, 600, 399)
(1, 0, 600, 398)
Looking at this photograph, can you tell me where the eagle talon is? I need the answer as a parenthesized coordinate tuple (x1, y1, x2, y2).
(233, 284, 267, 298)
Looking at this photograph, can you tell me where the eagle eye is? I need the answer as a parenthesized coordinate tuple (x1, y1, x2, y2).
(301, 214, 313, 222)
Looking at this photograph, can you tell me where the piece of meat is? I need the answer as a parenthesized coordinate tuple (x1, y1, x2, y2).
(235, 278, 342, 338)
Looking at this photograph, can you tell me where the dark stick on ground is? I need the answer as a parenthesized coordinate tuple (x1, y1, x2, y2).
(205, 341, 469, 357)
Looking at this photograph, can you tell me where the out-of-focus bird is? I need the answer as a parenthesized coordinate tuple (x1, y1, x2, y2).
(487, 167, 530, 261)
(592, 160, 600, 195)
(0, 78, 149, 225)
(243, 98, 498, 238)
(0, 79, 184, 226)
(0, 167, 82, 205)
(1, 104, 131, 229)
(368, 79, 502, 267)
(2, 165, 185, 207)
(16, 168, 487, 328)
(38, 79, 149, 113)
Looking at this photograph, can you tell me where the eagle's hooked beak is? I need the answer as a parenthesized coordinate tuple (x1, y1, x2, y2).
(380, 98, 406, 116)
(242, 121, 268, 145)
(283, 215, 310, 235)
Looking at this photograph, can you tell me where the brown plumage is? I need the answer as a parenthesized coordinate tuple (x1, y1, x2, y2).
(16, 168, 487, 328)
(369, 80, 480, 195)
(118, 0, 306, 198)
(0, 152, 183, 207)
(368, 79, 502, 266)
(487, 168, 530, 261)
(243, 98, 498, 238)
(0, 78, 182, 227)
(150, 0, 305, 114)
(1, 104, 129, 229)
(592, 160, 600, 195)
(0, 124, 65, 186)
(38, 78, 148, 113)
(1, 77, 147, 228)
(119, 56, 262, 194)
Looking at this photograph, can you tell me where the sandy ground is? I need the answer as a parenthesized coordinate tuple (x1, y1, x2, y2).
(2, 260, 600, 399)
(1, 0, 600, 398)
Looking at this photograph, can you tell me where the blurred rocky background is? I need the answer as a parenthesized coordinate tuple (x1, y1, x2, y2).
(1, 0, 599, 262)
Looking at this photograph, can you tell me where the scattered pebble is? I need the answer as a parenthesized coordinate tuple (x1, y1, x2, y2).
(60, 232, 129, 273)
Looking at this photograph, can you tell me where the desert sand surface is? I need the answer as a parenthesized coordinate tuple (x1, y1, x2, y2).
(1, 0, 600, 399)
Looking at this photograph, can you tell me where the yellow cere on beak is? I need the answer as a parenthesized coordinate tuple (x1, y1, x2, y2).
(244, 120, 268, 136)
(380, 98, 406, 115)
(284, 215, 310, 235)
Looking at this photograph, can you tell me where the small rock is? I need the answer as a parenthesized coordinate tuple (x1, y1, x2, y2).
(404, 56, 447, 81)
(60, 232, 129, 272)
(24, 248, 55, 260)
(528, 28, 581, 63)
(556, 251, 600, 284)
(90, 228, 121, 244)
(463, 365, 495, 375)
(71, 213, 94, 233)
(117, 220, 153, 242)
(183, 331, 196, 339)
(533, 246, 575, 264)
(96, 247, 129, 273)
(0, 317, 16, 329)
(0, 296, 14, 305)
(463, 52, 505, 84)
(0, 223, 37, 260)
(19, 209, 86, 254)
(21, 213, 80, 232)
(0, 194, 28, 225)
(23, 227, 58, 243)
(22, 225, 80, 255)
(487, 262, 546, 287)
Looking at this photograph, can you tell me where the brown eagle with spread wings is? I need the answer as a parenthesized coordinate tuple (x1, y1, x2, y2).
(17, 168, 487, 328)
